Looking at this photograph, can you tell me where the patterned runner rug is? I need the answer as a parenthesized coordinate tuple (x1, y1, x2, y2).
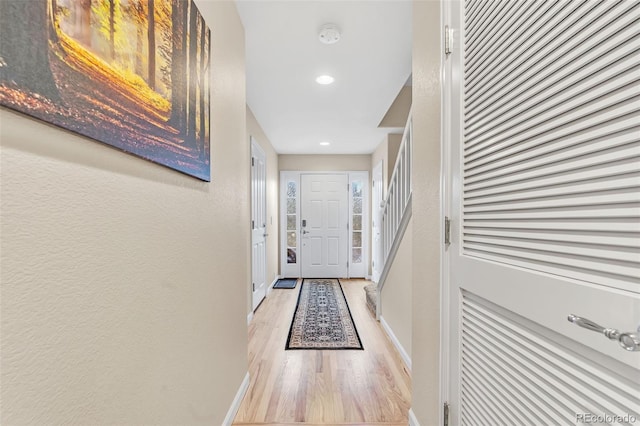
(286, 278, 363, 350)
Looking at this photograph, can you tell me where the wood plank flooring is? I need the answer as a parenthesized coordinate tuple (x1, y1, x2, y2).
(233, 279, 411, 425)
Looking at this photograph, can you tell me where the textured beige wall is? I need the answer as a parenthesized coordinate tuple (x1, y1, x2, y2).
(247, 106, 279, 310)
(381, 218, 413, 358)
(371, 134, 403, 196)
(411, 0, 442, 424)
(0, 1, 249, 424)
(278, 154, 371, 172)
(372, 137, 389, 194)
(379, 85, 413, 128)
(387, 133, 402, 184)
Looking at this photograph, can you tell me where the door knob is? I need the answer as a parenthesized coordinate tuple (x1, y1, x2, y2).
(302, 230, 309, 235)
(568, 314, 640, 352)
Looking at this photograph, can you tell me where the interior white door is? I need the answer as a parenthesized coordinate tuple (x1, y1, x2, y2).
(301, 174, 348, 278)
(446, 0, 640, 424)
(251, 138, 267, 311)
(372, 161, 384, 283)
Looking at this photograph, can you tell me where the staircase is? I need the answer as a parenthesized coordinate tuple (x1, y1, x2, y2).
(366, 112, 412, 318)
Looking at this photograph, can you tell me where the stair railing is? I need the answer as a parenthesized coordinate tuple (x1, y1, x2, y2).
(377, 110, 412, 319)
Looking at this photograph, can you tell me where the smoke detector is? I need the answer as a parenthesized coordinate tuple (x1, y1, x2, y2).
(318, 24, 341, 45)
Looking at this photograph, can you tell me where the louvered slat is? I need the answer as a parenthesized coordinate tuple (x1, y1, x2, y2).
(461, 292, 640, 426)
(464, 117, 639, 181)
(466, 18, 638, 146)
(465, 80, 640, 157)
(464, 228, 637, 249)
(467, 296, 640, 409)
(462, 248, 638, 293)
(465, 1, 635, 108)
(465, 1, 515, 54)
(464, 206, 640, 220)
(465, 101, 638, 171)
(463, 241, 638, 280)
(466, 173, 640, 205)
(466, 60, 639, 145)
(464, 191, 640, 213)
(466, 41, 639, 135)
(464, 235, 638, 263)
(464, 0, 540, 70)
(461, 358, 530, 425)
(465, 1, 594, 98)
(464, 136, 639, 188)
(461, 220, 638, 233)
(462, 0, 640, 292)
(465, 0, 500, 44)
(465, 94, 639, 166)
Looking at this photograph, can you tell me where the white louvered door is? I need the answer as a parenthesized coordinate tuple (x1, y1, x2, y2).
(445, 0, 640, 424)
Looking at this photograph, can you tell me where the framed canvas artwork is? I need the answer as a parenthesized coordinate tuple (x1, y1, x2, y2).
(0, 0, 211, 181)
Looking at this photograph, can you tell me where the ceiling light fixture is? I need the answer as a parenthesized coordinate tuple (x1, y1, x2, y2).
(316, 75, 335, 85)
(320, 141, 331, 146)
(318, 23, 341, 45)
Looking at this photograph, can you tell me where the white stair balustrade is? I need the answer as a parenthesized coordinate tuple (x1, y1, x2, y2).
(373, 112, 413, 319)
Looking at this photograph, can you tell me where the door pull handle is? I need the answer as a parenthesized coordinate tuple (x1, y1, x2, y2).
(568, 314, 640, 352)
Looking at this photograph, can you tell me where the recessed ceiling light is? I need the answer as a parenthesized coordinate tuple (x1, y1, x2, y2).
(316, 75, 335, 85)
(320, 141, 331, 146)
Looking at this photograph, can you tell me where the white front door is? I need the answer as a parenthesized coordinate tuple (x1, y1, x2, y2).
(445, 1, 640, 424)
(372, 161, 384, 283)
(251, 138, 267, 310)
(301, 174, 348, 278)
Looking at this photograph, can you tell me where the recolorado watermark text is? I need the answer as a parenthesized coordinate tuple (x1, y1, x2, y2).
(576, 413, 637, 424)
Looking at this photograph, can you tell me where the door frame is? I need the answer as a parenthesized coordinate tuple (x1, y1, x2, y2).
(440, 0, 458, 422)
(371, 161, 384, 283)
(348, 171, 369, 279)
(250, 137, 267, 312)
(280, 170, 370, 279)
(280, 171, 301, 279)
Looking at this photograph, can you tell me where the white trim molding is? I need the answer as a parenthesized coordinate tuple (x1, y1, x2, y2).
(222, 372, 250, 426)
(376, 195, 412, 320)
(252, 276, 281, 324)
(380, 316, 412, 371)
(348, 171, 370, 279)
(280, 171, 301, 278)
(408, 408, 420, 426)
(267, 275, 281, 296)
(279, 171, 370, 279)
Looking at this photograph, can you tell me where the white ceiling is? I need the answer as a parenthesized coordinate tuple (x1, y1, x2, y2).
(236, 0, 412, 155)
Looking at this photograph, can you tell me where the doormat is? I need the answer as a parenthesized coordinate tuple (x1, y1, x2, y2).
(286, 279, 363, 350)
(273, 278, 298, 289)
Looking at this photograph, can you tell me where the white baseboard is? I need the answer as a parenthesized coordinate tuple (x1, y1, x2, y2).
(222, 372, 250, 426)
(267, 275, 281, 296)
(380, 316, 412, 372)
(249, 276, 281, 325)
(408, 408, 420, 426)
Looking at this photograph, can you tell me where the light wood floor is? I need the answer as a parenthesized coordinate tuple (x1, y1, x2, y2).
(233, 279, 411, 426)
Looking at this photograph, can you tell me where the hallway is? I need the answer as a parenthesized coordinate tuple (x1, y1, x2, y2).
(4, 0, 637, 423)
(233, 279, 411, 425)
